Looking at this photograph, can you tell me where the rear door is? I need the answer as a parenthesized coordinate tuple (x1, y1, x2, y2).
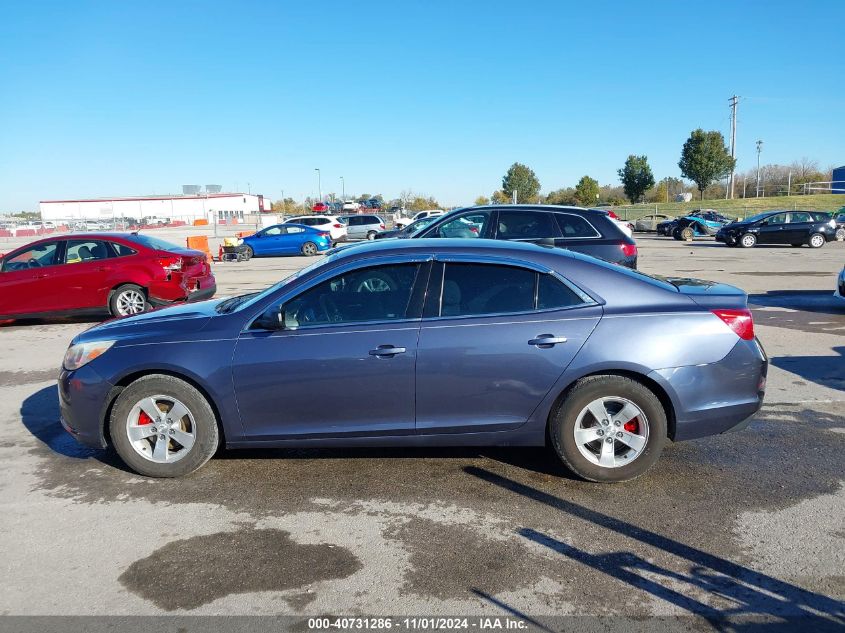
(51, 239, 115, 309)
(415, 259, 601, 433)
(783, 212, 813, 244)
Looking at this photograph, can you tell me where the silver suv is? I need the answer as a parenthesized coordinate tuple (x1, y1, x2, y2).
(338, 214, 385, 240)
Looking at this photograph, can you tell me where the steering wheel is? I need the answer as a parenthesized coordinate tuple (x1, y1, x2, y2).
(28, 258, 41, 268)
(319, 294, 342, 322)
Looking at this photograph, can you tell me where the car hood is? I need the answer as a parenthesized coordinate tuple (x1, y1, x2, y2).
(74, 298, 223, 344)
(720, 221, 752, 229)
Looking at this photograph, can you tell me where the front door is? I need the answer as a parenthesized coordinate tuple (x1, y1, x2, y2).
(757, 213, 788, 244)
(415, 260, 602, 433)
(231, 261, 428, 440)
(0, 240, 63, 316)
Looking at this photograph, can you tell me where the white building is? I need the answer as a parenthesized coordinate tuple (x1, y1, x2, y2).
(39, 193, 268, 224)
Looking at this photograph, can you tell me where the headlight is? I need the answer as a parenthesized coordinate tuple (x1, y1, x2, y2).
(63, 340, 116, 371)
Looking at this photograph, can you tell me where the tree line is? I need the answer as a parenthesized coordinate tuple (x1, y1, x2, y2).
(476, 130, 836, 207)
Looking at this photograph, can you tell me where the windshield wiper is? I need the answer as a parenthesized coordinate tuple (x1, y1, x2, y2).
(215, 293, 258, 314)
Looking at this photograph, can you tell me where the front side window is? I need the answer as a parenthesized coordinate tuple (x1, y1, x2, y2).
(263, 226, 284, 236)
(2, 242, 59, 271)
(260, 263, 421, 329)
(65, 240, 110, 264)
(556, 214, 601, 238)
(496, 211, 560, 240)
(432, 211, 491, 238)
(766, 213, 787, 226)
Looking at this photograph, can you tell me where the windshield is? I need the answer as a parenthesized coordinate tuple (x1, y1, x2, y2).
(123, 233, 183, 251)
(404, 216, 438, 234)
(215, 255, 331, 314)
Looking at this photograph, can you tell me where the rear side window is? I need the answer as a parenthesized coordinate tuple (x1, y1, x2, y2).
(555, 214, 601, 238)
(441, 263, 535, 317)
(496, 211, 560, 240)
(537, 274, 584, 309)
(789, 212, 812, 223)
(65, 239, 111, 263)
(110, 242, 137, 257)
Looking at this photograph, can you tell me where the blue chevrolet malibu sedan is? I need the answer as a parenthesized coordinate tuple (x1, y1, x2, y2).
(59, 239, 767, 482)
(241, 223, 331, 257)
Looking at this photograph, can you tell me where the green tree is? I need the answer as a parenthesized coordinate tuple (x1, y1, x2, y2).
(543, 188, 577, 205)
(491, 190, 510, 204)
(678, 130, 736, 200)
(502, 162, 540, 203)
(408, 195, 440, 212)
(573, 176, 600, 206)
(618, 155, 655, 203)
(474, 195, 490, 206)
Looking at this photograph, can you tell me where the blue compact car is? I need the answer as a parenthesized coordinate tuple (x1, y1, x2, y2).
(241, 223, 331, 257)
(58, 239, 767, 482)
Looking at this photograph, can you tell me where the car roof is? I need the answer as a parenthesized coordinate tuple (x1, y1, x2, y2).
(327, 237, 579, 263)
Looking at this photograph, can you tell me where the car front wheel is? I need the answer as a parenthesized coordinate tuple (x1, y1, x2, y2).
(739, 233, 757, 248)
(549, 375, 667, 482)
(109, 374, 219, 477)
(808, 233, 825, 248)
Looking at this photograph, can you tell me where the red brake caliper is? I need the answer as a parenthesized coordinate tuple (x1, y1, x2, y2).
(138, 411, 153, 425)
(624, 417, 639, 433)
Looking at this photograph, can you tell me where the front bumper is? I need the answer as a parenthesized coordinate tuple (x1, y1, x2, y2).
(651, 337, 768, 442)
(58, 364, 115, 449)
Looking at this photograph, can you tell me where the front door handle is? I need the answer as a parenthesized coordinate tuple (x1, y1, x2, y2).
(369, 345, 407, 357)
(528, 334, 567, 348)
(33, 273, 49, 279)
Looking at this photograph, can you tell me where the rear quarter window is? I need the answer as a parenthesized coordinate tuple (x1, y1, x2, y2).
(555, 213, 601, 238)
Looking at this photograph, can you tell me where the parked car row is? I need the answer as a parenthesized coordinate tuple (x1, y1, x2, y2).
(716, 211, 838, 248)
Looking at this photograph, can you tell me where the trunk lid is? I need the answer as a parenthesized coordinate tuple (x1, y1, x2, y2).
(661, 276, 748, 309)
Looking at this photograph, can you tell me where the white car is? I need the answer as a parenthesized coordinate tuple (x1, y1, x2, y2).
(284, 215, 348, 242)
(341, 201, 361, 212)
(143, 216, 169, 226)
(395, 209, 446, 229)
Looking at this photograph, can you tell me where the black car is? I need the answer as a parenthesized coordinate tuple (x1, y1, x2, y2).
(374, 216, 438, 240)
(412, 205, 638, 268)
(834, 211, 845, 241)
(716, 210, 838, 248)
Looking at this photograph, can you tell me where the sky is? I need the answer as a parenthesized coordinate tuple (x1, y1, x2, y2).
(1, 0, 844, 211)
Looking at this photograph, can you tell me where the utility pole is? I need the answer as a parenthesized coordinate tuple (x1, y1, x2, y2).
(340, 176, 345, 201)
(728, 95, 739, 199)
(314, 168, 321, 202)
(787, 171, 792, 197)
(512, 190, 517, 204)
(755, 140, 763, 198)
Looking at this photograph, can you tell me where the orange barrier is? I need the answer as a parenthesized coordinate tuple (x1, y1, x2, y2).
(236, 231, 254, 238)
(193, 219, 209, 226)
(186, 236, 213, 263)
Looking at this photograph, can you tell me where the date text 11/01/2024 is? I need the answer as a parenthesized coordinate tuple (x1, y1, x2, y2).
(307, 617, 529, 630)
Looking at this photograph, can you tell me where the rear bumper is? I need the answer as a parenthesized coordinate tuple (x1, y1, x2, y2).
(650, 337, 768, 442)
(149, 274, 216, 306)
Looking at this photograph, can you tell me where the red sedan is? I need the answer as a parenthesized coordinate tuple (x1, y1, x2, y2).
(0, 233, 216, 319)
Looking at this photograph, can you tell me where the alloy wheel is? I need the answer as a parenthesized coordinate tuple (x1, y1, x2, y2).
(810, 234, 825, 248)
(115, 289, 146, 316)
(126, 395, 196, 464)
(573, 396, 649, 468)
(741, 234, 756, 247)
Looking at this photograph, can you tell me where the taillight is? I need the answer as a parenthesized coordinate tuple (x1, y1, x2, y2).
(333, 223, 342, 228)
(158, 256, 183, 271)
(608, 211, 620, 220)
(470, 226, 479, 233)
(712, 308, 754, 340)
(380, 224, 385, 229)
(621, 243, 637, 257)
(318, 231, 330, 237)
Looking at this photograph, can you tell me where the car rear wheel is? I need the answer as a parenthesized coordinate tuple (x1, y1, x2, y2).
(680, 227, 695, 241)
(549, 375, 667, 482)
(835, 227, 845, 241)
(301, 241, 318, 256)
(366, 231, 377, 240)
(739, 233, 757, 248)
(808, 233, 825, 248)
(109, 284, 150, 317)
(109, 374, 219, 478)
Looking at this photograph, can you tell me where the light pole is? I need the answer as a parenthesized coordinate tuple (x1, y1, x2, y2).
(314, 168, 322, 202)
(755, 140, 763, 198)
(340, 176, 345, 201)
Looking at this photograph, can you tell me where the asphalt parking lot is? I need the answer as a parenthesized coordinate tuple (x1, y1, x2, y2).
(0, 235, 843, 627)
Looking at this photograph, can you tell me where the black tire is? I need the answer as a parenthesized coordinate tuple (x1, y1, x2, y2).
(109, 374, 219, 478)
(366, 231, 377, 241)
(109, 284, 151, 317)
(739, 233, 757, 248)
(549, 375, 667, 483)
(243, 245, 254, 259)
(680, 227, 694, 241)
(807, 233, 825, 249)
(671, 228, 684, 241)
(301, 241, 318, 256)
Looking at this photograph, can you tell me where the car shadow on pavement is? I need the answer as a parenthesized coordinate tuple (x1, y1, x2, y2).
(770, 347, 845, 392)
(464, 466, 845, 630)
(0, 314, 107, 329)
(20, 384, 129, 470)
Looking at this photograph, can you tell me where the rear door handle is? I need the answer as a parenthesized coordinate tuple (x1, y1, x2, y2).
(32, 273, 49, 279)
(528, 335, 567, 348)
(369, 345, 407, 357)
